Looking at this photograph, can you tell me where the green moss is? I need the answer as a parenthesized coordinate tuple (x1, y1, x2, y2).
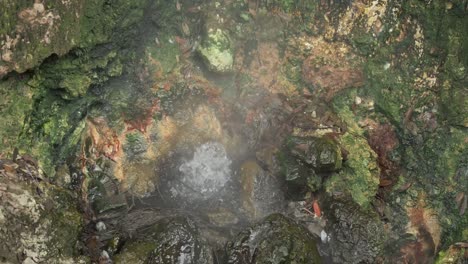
(327, 101, 380, 208)
(0, 1, 29, 36)
(79, 0, 149, 47)
(36, 48, 125, 99)
(440, 25, 468, 127)
(18, 89, 89, 176)
(59, 74, 92, 98)
(435, 246, 467, 264)
(325, 132, 380, 208)
(0, 76, 33, 152)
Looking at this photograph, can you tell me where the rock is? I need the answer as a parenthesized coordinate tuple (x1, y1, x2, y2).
(325, 198, 386, 264)
(114, 217, 214, 264)
(279, 152, 319, 199)
(226, 213, 322, 263)
(198, 29, 234, 73)
(206, 207, 239, 227)
(239, 160, 284, 220)
(0, 157, 83, 263)
(288, 136, 342, 173)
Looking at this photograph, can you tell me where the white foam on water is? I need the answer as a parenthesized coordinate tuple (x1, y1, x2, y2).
(177, 142, 232, 200)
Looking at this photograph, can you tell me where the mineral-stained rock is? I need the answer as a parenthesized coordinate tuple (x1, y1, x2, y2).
(226, 213, 322, 264)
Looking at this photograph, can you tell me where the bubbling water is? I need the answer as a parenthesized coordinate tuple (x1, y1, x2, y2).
(173, 141, 232, 200)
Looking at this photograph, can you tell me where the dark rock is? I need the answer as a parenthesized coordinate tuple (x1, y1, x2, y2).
(326, 198, 386, 264)
(226, 213, 322, 264)
(287, 136, 342, 173)
(279, 152, 320, 199)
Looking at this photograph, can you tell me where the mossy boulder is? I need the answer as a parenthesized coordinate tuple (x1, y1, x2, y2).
(226, 213, 322, 263)
(34, 48, 124, 99)
(198, 29, 234, 73)
(114, 217, 214, 264)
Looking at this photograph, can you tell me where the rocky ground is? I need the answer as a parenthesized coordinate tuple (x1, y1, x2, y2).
(0, 0, 467, 263)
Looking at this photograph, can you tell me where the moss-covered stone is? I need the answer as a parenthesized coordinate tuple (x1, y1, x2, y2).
(436, 244, 467, 264)
(227, 213, 321, 263)
(198, 29, 234, 73)
(18, 90, 89, 176)
(123, 132, 148, 160)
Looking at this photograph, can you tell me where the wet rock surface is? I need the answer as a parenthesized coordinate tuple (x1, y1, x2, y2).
(176, 141, 232, 201)
(226, 213, 321, 264)
(115, 217, 213, 264)
(239, 160, 285, 220)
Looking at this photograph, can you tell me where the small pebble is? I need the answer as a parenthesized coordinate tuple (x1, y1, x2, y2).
(100, 250, 109, 259)
(320, 230, 328, 243)
(96, 221, 106, 232)
(355, 96, 362, 105)
(383, 62, 391, 70)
